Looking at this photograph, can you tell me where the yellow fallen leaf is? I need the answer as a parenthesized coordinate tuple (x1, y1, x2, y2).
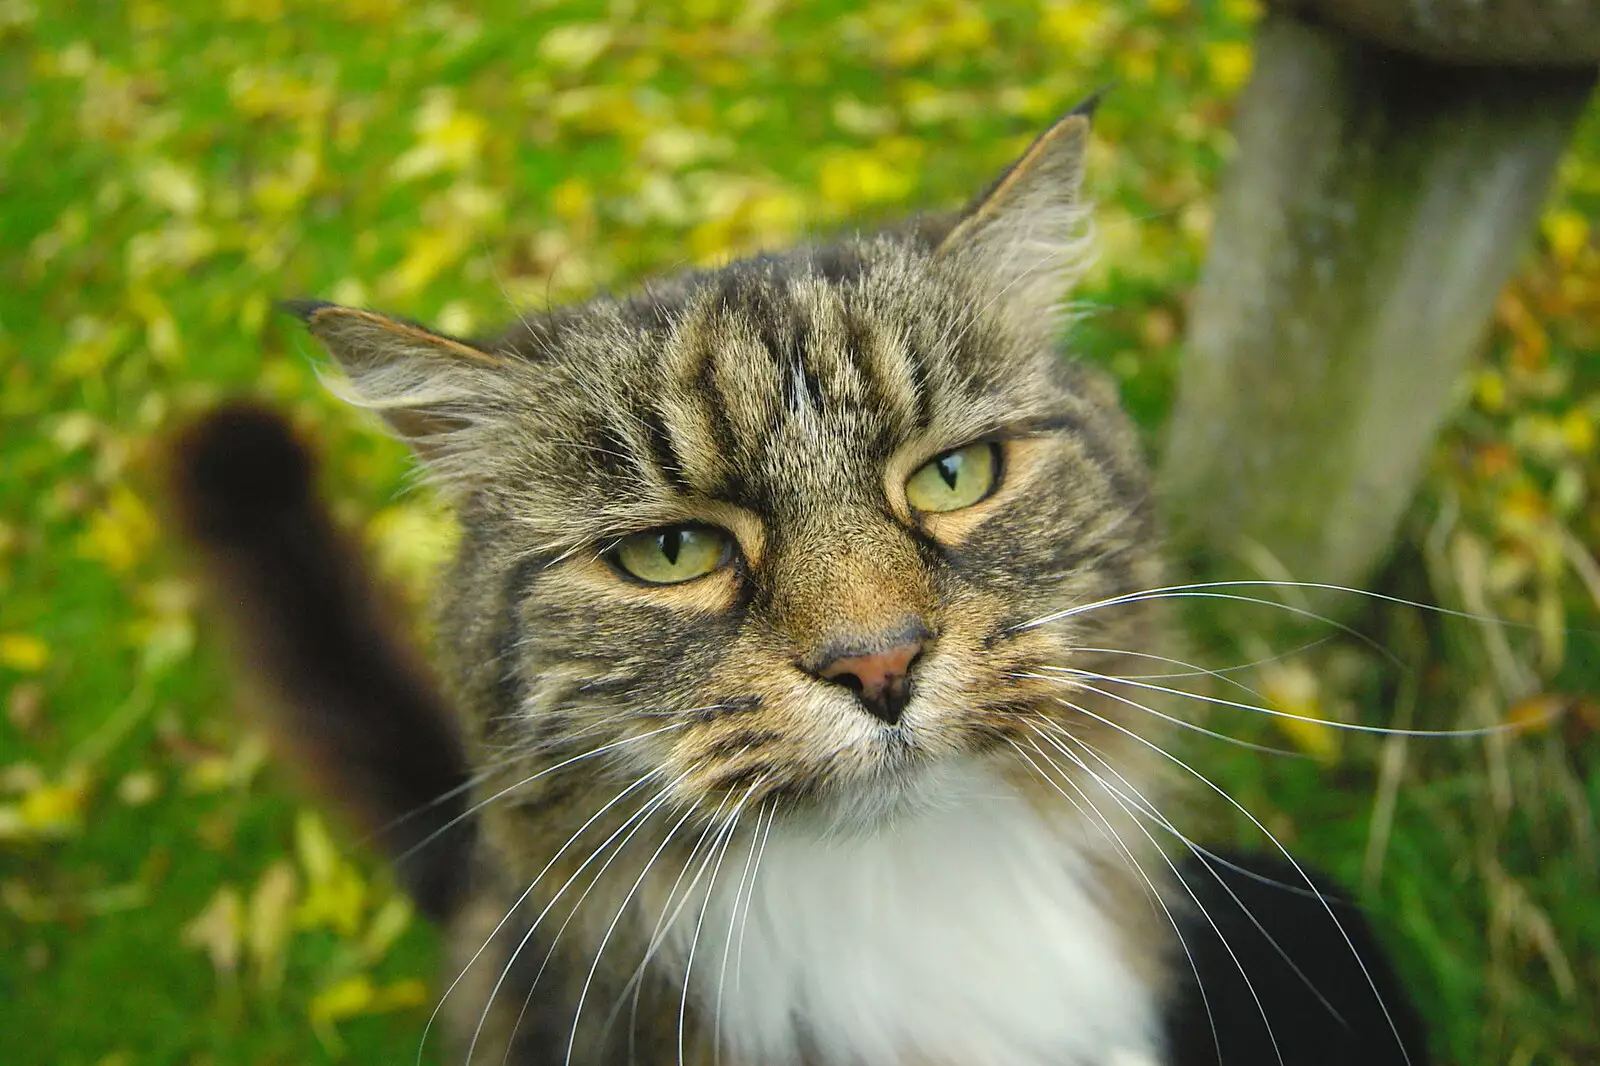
(294, 810, 368, 937)
(310, 975, 428, 1052)
(78, 484, 156, 574)
(137, 159, 203, 216)
(549, 177, 595, 226)
(184, 886, 244, 978)
(537, 23, 612, 70)
(116, 769, 160, 806)
(11, 765, 90, 839)
(360, 894, 414, 964)
(1259, 662, 1341, 764)
(390, 90, 486, 182)
(369, 977, 428, 1011)
(1504, 688, 1568, 729)
(1560, 408, 1595, 455)
(1206, 41, 1254, 93)
(0, 634, 50, 672)
(1474, 368, 1507, 413)
(248, 861, 298, 991)
(1542, 208, 1589, 265)
(818, 149, 915, 212)
(1039, 1, 1122, 51)
(381, 227, 469, 299)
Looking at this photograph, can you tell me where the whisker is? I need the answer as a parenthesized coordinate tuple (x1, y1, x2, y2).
(465, 770, 674, 1066)
(1014, 577, 1562, 642)
(1017, 672, 1303, 756)
(1018, 588, 1400, 666)
(363, 754, 516, 843)
(1053, 667, 1557, 739)
(1022, 724, 1289, 1065)
(562, 795, 704, 1066)
(1033, 720, 1351, 1026)
(508, 773, 691, 1066)
(1050, 697, 1416, 1066)
(1027, 717, 1353, 903)
(679, 783, 760, 1066)
(396, 720, 691, 869)
(1006, 732, 1224, 1066)
(1062, 640, 1334, 688)
(716, 796, 773, 1061)
(416, 768, 664, 1066)
(1005, 737, 1141, 875)
(616, 789, 740, 1059)
(734, 796, 777, 995)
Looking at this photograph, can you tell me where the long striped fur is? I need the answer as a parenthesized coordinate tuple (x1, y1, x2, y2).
(175, 108, 1426, 1066)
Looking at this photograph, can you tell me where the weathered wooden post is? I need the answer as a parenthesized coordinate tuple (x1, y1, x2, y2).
(1161, 3, 1597, 599)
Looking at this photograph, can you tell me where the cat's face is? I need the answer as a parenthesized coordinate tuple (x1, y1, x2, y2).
(299, 111, 1161, 829)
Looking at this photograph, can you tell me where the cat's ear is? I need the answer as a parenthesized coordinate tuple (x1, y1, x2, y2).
(937, 103, 1095, 315)
(284, 300, 510, 465)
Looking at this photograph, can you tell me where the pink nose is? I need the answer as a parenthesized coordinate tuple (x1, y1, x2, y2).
(814, 638, 925, 724)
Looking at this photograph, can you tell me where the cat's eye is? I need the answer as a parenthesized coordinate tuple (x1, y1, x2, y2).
(905, 442, 1000, 514)
(609, 524, 731, 585)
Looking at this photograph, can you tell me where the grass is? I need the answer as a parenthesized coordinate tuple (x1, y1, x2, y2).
(1, 1, 1596, 1063)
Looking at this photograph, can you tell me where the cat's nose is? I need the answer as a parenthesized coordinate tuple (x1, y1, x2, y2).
(807, 626, 928, 725)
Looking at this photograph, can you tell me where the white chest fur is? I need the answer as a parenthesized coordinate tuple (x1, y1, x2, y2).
(665, 765, 1163, 1066)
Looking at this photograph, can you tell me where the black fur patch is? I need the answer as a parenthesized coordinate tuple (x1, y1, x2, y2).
(1165, 849, 1429, 1066)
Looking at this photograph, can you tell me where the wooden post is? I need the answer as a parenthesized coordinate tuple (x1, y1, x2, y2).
(1160, 12, 1594, 598)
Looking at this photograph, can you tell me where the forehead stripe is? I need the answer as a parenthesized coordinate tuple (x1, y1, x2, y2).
(847, 305, 923, 439)
(638, 404, 692, 493)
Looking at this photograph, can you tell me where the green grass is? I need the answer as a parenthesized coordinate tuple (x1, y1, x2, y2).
(1, 1, 1596, 1063)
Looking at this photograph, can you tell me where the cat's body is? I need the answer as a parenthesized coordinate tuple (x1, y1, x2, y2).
(174, 109, 1426, 1066)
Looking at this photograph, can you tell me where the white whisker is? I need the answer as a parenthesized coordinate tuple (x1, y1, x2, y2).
(1022, 723, 1287, 1066)
(734, 796, 777, 995)
(1006, 732, 1224, 1066)
(1018, 671, 1303, 755)
(1019, 587, 1398, 665)
(417, 768, 664, 1066)
(1063, 640, 1333, 689)
(616, 789, 740, 1059)
(398, 720, 690, 869)
(465, 770, 671, 1066)
(562, 793, 704, 1066)
(716, 795, 772, 1062)
(1015, 577, 1538, 639)
(1050, 697, 1415, 1066)
(1034, 720, 1350, 1025)
(678, 783, 760, 1066)
(1053, 666, 1553, 739)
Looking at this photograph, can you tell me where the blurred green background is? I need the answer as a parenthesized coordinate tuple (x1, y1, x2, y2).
(2, 1, 1596, 1063)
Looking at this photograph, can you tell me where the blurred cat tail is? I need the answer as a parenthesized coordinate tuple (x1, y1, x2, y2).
(167, 401, 475, 921)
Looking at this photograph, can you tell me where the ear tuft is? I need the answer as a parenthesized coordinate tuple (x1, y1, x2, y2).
(937, 110, 1096, 320)
(1066, 87, 1110, 120)
(287, 302, 512, 471)
(278, 298, 337, 324)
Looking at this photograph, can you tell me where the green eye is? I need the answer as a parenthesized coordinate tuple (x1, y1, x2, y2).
(610, 525, 731, 584)
(905, 442, 1000, 513)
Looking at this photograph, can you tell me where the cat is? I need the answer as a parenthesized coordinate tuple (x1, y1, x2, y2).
(172, 104, 1427, 1066)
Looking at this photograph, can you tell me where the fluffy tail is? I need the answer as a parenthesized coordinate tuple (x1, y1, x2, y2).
(169, 403, 474, 920)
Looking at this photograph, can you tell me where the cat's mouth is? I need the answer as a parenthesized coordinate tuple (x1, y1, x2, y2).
(800, 688, 1041, 823)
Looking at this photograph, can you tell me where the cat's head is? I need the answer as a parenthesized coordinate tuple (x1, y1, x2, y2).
(294, 108, 1162, 831)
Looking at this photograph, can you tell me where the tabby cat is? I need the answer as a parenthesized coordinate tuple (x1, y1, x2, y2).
(174, 105, 1426, 1066)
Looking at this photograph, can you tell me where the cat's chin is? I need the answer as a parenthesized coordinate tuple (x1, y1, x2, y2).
(797, 753, 1015, 839)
